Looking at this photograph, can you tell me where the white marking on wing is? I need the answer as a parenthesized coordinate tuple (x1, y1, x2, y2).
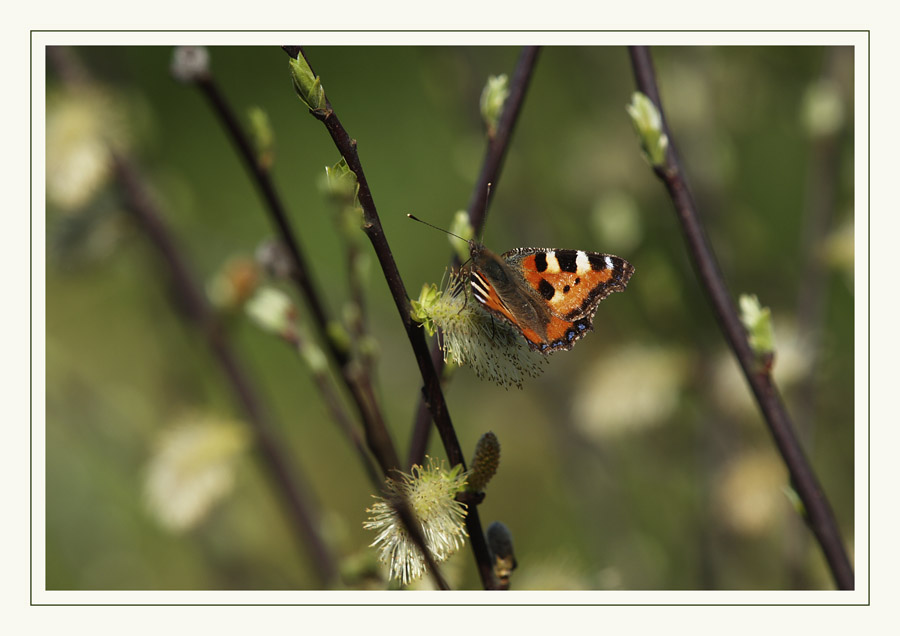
(575, 251, 591, 275)
(470, 273, 491, 301)
(545, 252, 560, 274)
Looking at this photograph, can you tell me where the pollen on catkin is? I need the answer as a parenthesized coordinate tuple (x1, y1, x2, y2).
(363, 457, 469, 586)
(413, 271, 547, 389)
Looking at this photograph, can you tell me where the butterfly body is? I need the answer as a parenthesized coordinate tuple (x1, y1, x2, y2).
(467, 242, 634, 353)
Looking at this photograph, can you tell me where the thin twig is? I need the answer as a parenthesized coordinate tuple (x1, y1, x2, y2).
(48, 45, 339, 588)
(406, 46, 540, 468)
(281, 327, 382, 488)
(113, 149, 340, 587)
(627, 46, 854, 590)
(287, 46, 498, 589)
(193, 49, 449, 590)
(405, 345, 446, 468)
(467, 47, 542, 233)
(193, 72, 401, 476)
(345, 240, 375, 372)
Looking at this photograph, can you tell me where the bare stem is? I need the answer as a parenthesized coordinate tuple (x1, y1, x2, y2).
(627, 46, 854, 591)
(113, 149, 340, 587)
(281, 327, 382, 488)
(48, 45, 339, 587)
(195, 47, 450, 590)
(193, 72, 401, 475)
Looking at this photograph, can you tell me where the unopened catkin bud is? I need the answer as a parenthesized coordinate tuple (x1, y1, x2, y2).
(486, 521, 517, 587)
(467, 431, 500, 492)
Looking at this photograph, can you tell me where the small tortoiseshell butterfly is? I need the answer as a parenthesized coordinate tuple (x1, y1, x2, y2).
(465, 242, 634, 353)
(409, 213, 634, 353)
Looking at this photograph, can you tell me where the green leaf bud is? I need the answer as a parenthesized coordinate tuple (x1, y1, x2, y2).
(247, 106, 275, 170)
(410, 283, 442, 337)
(289, 55, 326, 111)
(245, 286, 295, 337)
(626, 92, 669, 168)
(449, 210, 474, 263)
(739, 294, 776, 359)
(480, 74, 509, 138)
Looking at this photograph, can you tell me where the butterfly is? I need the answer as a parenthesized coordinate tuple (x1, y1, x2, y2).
(465, 242, 634, 353)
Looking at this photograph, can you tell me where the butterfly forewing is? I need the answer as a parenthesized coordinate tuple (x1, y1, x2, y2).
(503, 248, 634, 321)
(467, 242, 634, 354)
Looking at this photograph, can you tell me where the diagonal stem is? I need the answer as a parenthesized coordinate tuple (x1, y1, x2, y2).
(194, 73, 401, 475)
(48, 45, 339, 588)
(627, 45, 854, 590)
(280, 326, 383, 488)
(197, 47, 449, 589)
(113, 149, 339, 587)
(288, 46, 499, 589)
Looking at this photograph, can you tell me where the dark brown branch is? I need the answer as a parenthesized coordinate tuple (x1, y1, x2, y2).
(192, 47, 449, 590)
(627, 46, 854, 591)
(193, 73, 401, 476)
(48, 45, 339, 588)
(406, 46, 540, 468)
(405, 345, 446, 468)
(467, 46, 542, 232)
(287, 46, 498, 590)
(113, 150, 339, 587)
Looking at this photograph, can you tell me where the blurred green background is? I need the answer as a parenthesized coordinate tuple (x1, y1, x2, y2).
(44, 45, 855, 590)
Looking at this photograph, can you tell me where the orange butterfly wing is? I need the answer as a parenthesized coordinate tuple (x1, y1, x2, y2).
(469, 244, 633, 353)
(505, 248, 634, 321)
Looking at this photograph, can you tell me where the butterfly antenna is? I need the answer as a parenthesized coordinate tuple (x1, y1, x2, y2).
(407, 214, 469, 244)
(478, 182, 493, 242)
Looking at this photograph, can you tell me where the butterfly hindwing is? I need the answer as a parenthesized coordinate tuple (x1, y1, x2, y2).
(472, 265, 590, 352)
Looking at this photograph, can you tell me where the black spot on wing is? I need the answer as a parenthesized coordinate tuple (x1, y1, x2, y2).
(538, 278, 555, 301)
(588, 254, 607, 271)
(534, 252, 548, 272)
(556, 250, 578, 273)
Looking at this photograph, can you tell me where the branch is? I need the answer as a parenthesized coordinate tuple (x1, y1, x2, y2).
(627, 46, 854, 590)
(286, 46, 498, 589)
(48, 45, 339, 587)
(188, 47, 449, 590)
(191, 67, 401, 476)
(406, 46, 540, 468)
(113, 148, 340, 587)
(280, 325, 383, 488)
